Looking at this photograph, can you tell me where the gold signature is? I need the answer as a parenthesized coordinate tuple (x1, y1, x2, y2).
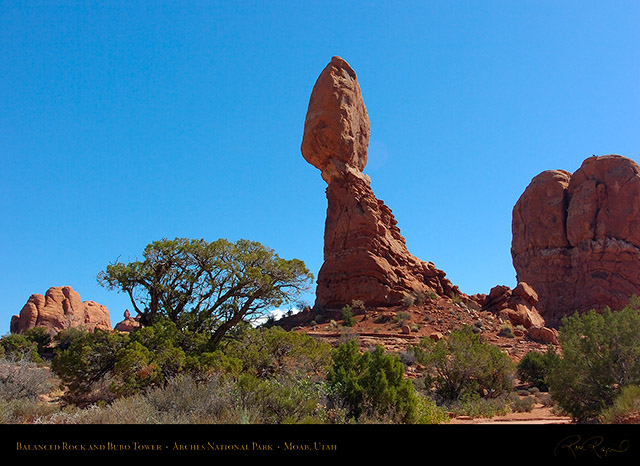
(555, 435, 630, 459)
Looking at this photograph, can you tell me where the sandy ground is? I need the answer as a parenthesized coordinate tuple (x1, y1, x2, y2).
(448, 405, 572, 424)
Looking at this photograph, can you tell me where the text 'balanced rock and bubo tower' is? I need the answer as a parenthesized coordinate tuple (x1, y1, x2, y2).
(301, 56, 460, 311)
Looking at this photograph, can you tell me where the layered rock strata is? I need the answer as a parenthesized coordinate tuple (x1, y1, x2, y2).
(11, 286, 112, 335)
(512, 154, 640, 327)
(301, 57, 460, 310)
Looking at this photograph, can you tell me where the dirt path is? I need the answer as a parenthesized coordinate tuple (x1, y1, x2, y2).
(448, 406, 572, 424)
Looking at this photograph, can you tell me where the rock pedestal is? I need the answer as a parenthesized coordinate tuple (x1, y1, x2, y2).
(301, 57, 460, 310)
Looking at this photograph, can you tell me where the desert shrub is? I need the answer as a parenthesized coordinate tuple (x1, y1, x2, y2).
(447, 393, 510, 418)
(517, 347, 559, 391)
(400, 348, 418, 366)
(326, 340, 421, 423)
(51, 320, 219, 402)
(0, 397, 61, 424)
(23, 327, 52, 356)
(548, 303, 640, 423)
(351, 299, 365, 310)
(413, 326, 515, 402)
(45, 372, 326, 424)
(44, 374, 236, 424)
(141, 374, 233, 423)
(51, 329, 129, 403)
(600, 385, 640, 424)
(0, 334, 42, 363)
(0, 354, 56, 401)
(223, 326, 332, 379)
(414, 395, 450, 424)
(341, 305, 356, 327)
(412, 292, 426, 305)
(402, 295, 415, 307)
(509, 392, 536, 413)
(535, 391, 555, 407)
(233, 374, 325, 424)
(339, 327, 359, 345)
(394, 311, 411, 327)
(498, 321, 515, 338)
(58, 395, 159, 424)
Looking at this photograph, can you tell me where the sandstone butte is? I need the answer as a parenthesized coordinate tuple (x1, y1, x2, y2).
(301, 56, 462, 311)
(512, 154, 640, 327)
(10, 286, 112, 335)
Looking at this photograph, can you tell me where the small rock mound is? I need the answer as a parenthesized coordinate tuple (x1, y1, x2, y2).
(114, 309, 141, 332)
(481, 282, 558, 344)
(11, 286, 112, 335)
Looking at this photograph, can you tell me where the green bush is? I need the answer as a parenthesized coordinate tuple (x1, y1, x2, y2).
(341, 305, 356, 327)
(51, 320, 224, 402)
(394, 311, 411, 327)
(414, 395, 450, 424)
(447, 393, 509, 418)
(223, 326, 332, 379)
(517, 347, 559, 391)
(51, 329, 129, 403)
(326, 340, 421, 423)
(600, 385, 640, 424)
(0, 334, 43, 363)
(53, 327, 91, 351)
(23, 327, 52, 356)
(548, 302, 640, 423)
(498, 321, 515, 338)
(509, 392, 536, 413)
(413, 326, 515, 402)
(233, 374, 325, 424)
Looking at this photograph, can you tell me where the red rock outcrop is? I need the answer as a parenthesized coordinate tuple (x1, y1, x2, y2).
(301, 57, 460, 310)
(10, 286, 112, 335)
(114, 309, 141, 332)
(481, 282, 558, 344)
(482, 282, 544, 328)
(512, 154, 640, 327)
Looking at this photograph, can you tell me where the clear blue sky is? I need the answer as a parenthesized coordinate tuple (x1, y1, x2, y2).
(1, 1, 639, 335)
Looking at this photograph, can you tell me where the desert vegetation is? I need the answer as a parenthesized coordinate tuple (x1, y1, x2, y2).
(3, 298, 640, 424)
(3, 238, 640, 424)
(0, 322, 449, 424)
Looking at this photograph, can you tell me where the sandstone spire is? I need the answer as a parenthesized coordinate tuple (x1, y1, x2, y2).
(302, 57, 460, 310)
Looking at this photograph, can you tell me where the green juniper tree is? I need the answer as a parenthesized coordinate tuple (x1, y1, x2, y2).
(97, 237, 313, 348)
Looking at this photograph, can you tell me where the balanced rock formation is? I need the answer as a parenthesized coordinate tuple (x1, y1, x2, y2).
(512, 154, 640, 327)
(301, 57, 460, 310)
(11, 286, 112, 335)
